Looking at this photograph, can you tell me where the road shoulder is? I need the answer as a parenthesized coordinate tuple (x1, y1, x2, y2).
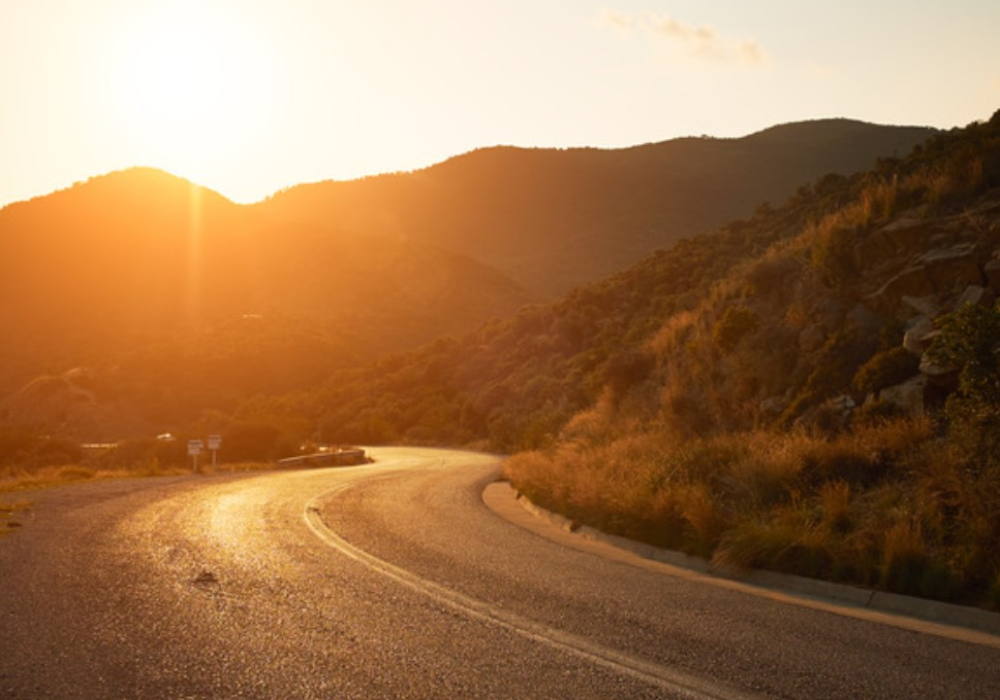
(482, 481, 1000, 648)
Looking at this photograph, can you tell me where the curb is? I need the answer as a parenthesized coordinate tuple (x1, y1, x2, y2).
(491, 482, 1000, 639)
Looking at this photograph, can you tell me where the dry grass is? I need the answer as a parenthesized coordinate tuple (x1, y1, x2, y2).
(503, 415, 1000, 607)
(0, 461, 277, 494)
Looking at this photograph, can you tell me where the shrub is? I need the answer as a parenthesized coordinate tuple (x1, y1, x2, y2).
(928, 303, 1000, 415)
(852, 347, 921, 398)
(224, 420, 298, 462)
(811, 224, 860, 290)
(877, 519, 955, 598)
(744, 253, 801, 299)
(926, 302, 1000, 468)
(819, 481, 852, 533)
(712, 306, 759, 354)
(678, 483, 727, 557)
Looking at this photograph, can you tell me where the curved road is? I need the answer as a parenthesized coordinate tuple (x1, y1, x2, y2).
(1, 447, 998, 699)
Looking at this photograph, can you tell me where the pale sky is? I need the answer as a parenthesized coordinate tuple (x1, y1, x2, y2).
(2, 0, 999, 209)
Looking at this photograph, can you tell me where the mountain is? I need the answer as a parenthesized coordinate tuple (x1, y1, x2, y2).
(258, 111, 1000, 607)
(269, 114, 1000, 454)
(0, 118, 937, 438)
(256, 119, 937, 296)
(0, 168, 534, 435)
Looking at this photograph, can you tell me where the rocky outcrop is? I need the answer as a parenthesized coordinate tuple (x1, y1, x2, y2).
(847, 195, 1000, 418)
(870, 242, 985, 305)
(903, 315, 936, 355)
(856, 216, 939, 262)
(875, 374, 928, 416)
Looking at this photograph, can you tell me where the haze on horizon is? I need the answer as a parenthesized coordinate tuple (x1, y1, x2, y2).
(3, 0, 999, 210)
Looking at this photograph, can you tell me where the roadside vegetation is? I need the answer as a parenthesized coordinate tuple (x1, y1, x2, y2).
(0, 460, 277, 494)
(0, 429, 279, 493)
(505, 409, 1000, 607)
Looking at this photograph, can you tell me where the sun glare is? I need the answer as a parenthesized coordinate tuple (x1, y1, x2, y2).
(106, 2, 281, 181)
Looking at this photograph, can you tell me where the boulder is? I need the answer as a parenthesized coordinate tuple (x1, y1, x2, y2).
(871, 243, 984, 307)
(903, 315, 936, 355)
(920, 354, 956, 381)
(954, 284, 995, 311)
(872, 217, 939, 256)
(902, 295, 942, 316)
(877, 374, 928, 416)
(872, 265, 936, 301)
(918, 243, 983, 291)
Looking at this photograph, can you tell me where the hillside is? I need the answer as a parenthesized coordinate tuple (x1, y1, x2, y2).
(0, 119, 932, 440)
(256, 119, 936, 296)
(240, 111, 1000, 607)
(0, 169, 534, 436)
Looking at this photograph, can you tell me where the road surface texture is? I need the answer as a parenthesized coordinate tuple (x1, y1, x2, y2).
(1, 447, 999, 699)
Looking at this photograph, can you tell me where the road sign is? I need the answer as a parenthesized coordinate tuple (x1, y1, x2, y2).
(187, 439, 204, 456)
(207, 435, 222, 450)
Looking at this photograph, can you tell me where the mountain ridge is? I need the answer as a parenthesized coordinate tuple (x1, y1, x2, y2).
(255, 118, 937, 296)
(0, 117, 938, 437)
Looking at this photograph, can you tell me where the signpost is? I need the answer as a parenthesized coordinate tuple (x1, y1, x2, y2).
(207, 434, 222, 468)
(188, 439, 204, 473)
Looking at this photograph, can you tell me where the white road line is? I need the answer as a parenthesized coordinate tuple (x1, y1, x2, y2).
(304, 485, 773, 700)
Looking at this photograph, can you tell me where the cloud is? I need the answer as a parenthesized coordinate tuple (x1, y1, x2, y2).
(601, 10, 769, 66)
(736, 39, 767, 65)
(601, 9, 634, 32)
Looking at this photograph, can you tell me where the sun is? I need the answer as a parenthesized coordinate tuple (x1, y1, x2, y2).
(106, 2, 281, 180)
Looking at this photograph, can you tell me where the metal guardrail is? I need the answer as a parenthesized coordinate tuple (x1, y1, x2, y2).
(276, 449, 368, 469)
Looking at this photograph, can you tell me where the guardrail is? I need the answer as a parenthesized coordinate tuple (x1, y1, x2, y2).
(276, 448, 369, 469)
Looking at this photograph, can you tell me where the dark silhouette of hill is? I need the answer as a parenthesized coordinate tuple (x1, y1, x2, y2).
(0, 168, 534, 435)
(256, 119, 936, 296)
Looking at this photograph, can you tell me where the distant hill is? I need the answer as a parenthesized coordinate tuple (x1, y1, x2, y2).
(0, 168, 534, 435)
(256, 119, 937, 296)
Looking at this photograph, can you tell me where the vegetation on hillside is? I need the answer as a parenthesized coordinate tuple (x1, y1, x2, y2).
(0, 169, 534, 437)
(503, 111, 1000, 607)
(259, 119, 935, 296)
(229, 111, 1000, 607)
(0, 120, 932, 440)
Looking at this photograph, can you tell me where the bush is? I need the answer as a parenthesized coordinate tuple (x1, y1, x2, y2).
(811, 224, 860, 290)
(852, 347, 920, 398)
(712, 306, 759, 354)
(224, 420, 298, 462)
(926, 302, 1000, 466)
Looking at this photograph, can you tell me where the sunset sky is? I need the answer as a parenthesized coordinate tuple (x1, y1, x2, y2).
(3, 0, 999, 209)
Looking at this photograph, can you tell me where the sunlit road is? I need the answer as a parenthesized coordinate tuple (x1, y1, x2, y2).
(2, 447, 999, 699)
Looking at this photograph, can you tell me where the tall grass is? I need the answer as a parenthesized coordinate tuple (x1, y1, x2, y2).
(0, 459, 276, 493)
(504, 415, 1000, 607)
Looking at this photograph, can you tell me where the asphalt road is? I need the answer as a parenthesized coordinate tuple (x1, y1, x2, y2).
(1, 447, 999, 699)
